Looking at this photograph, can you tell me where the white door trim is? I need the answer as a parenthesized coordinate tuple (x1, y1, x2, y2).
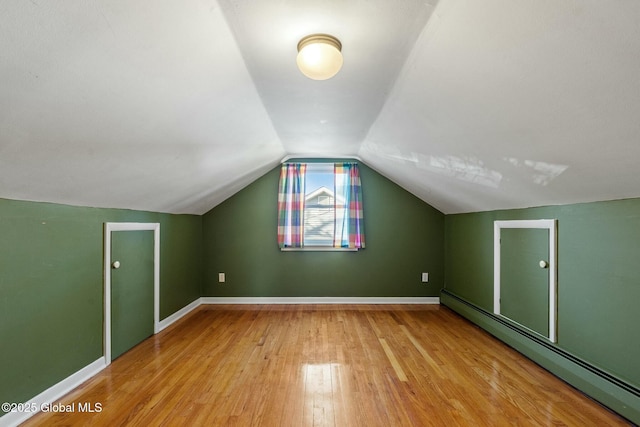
(494, 219, 557, 343)
(104, 222, 160, 365)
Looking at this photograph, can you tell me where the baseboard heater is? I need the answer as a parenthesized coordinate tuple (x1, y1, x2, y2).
(440, 289, 640, 424)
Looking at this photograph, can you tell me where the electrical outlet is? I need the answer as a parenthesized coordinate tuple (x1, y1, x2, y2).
(218, 272, 225, 283)
(421, 272, 429, 283)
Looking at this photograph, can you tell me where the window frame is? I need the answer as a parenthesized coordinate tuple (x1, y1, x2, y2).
(278, 160, 364, 252)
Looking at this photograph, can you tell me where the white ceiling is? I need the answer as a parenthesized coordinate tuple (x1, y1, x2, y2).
(2, 0, 640, 214)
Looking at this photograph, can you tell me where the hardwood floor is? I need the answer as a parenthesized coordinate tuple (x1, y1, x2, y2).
(22, 305, 630, 426)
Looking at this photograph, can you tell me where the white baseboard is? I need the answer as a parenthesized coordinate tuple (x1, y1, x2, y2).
(158, 298, 201, 332)
(200, 296, 440, 304)
(0, 357, 106, 427)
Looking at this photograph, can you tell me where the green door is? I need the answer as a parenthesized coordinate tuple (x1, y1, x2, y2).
(500, 228, 549, 337)
(111, 230, 154, 360)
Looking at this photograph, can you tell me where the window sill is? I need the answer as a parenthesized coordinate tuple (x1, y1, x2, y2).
(280, 247, 359, 252)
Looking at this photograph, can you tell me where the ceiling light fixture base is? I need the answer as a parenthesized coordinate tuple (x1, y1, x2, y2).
(296, 34, 343, 80)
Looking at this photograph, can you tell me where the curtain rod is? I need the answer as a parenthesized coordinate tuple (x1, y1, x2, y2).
(280, 154, 362, 163)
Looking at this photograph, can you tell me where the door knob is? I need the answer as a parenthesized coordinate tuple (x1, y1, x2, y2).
(112, 261, 121, 269)
(539, 260, 548, 269)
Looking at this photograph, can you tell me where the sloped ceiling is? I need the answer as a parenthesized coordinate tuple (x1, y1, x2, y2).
(2, 0, 640, 215)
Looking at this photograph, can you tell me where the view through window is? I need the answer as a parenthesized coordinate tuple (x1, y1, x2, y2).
(304, 163, 336, 246)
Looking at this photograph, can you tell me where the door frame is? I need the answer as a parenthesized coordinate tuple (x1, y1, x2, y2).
(494, 219, 557, 342)
(104, 222, 160, 365)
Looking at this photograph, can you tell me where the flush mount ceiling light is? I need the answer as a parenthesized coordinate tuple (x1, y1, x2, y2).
(296, 34, 343, 80)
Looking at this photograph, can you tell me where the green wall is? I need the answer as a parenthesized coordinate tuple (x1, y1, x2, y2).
(202, 162, 444, 297)
(0, 198, 202, 408)
(444, 198, 640, 389)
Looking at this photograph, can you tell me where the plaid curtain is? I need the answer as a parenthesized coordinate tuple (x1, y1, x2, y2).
(334, 163, 365, 248)
(277, 163, 306, 248)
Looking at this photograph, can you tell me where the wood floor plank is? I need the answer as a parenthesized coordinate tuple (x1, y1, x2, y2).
(19, 304, 632, 426)
(378, 338, 408, 382)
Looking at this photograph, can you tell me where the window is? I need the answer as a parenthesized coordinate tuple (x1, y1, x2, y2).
(304, 163, 337, 246)
(277, 162, 365, 250)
